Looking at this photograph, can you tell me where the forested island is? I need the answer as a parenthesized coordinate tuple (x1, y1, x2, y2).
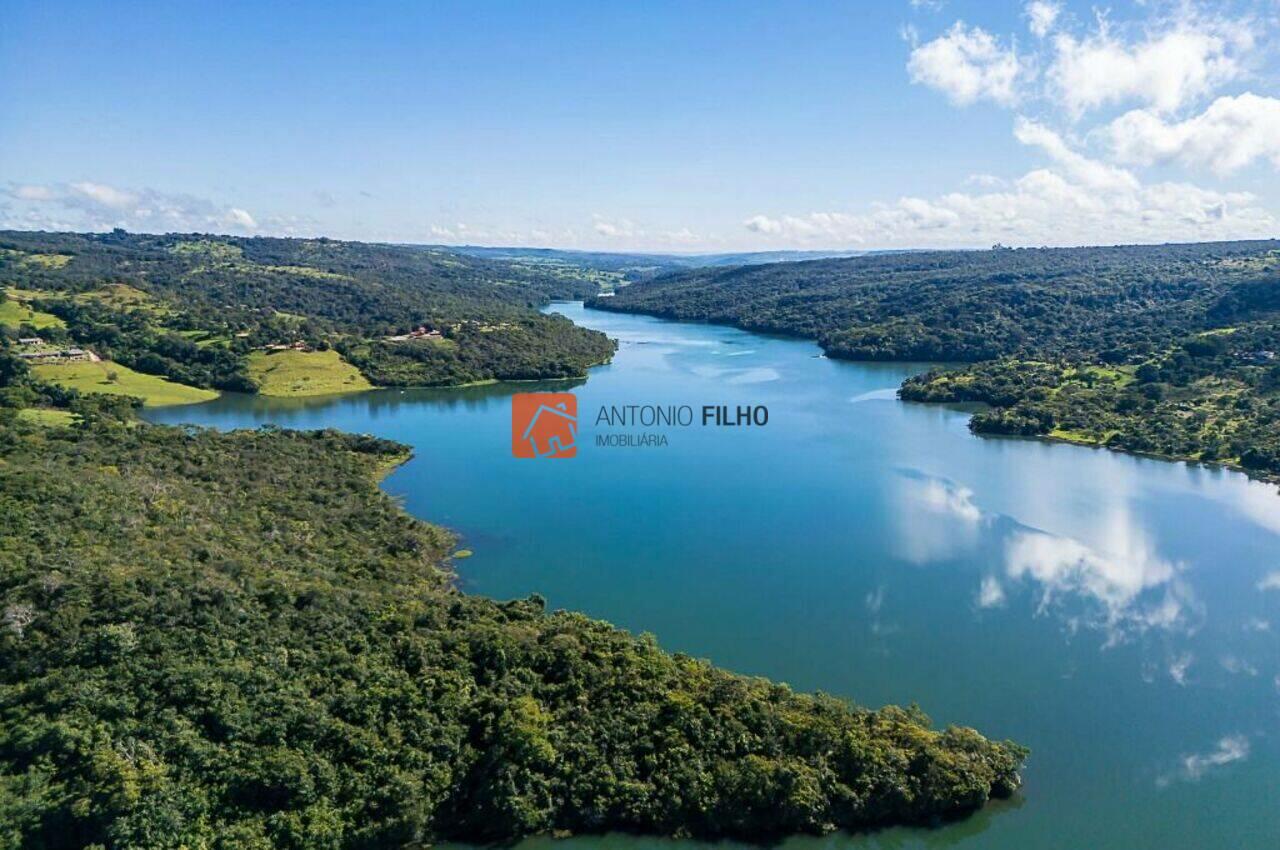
(0, 232, 1026, 847)
(592, 241, 1280, 480)
(0, 230, 616, 403)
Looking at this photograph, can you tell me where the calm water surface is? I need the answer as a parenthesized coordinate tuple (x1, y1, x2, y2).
(146, 302, 1280, 849)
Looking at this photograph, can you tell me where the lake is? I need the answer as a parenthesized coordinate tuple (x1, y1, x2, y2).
(145, 302, 1280, 849)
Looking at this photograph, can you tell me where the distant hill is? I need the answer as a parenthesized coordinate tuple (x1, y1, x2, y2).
(423, 244, 888, 285)
(591, 239, 1280, 481)
(591, 240, 1280, 362)
(0, 230, 616, 393)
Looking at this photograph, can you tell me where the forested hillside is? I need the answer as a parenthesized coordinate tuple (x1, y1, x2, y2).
(0, 415, 1026, 848)
(442, 245, 877, 288)
(0, 231, 614, 395)
(593, 241, 1280, 479)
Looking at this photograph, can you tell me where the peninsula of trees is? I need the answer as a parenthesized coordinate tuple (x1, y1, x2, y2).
(592, 241, 1280, 480)
(0, 411, 1026, 848)
(0, 230, 616, 400)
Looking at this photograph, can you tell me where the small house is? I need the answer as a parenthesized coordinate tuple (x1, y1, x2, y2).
(520, 402, 578, 457)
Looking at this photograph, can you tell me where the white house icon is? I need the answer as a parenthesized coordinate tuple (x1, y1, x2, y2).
(520, 402, 578, 457)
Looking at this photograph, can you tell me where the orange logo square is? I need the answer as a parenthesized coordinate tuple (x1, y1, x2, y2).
(512, 393, 578, 458)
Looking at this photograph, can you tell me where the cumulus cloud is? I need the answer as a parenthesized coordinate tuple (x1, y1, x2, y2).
(741, 118, 1274, 248)
(1014, 117, 1138, 191)
(1048, 12, 1253, 116)
(965, 173, 1008, 188)
(907, 22, 1024, 106)
(1025, 1, 1060, 39)
(4, 181, 259, 234)
(1258, 572, 1280, 591)
(909, 5, 1258, 117)
(593, 217, 637, 238)
(1104, 93, 1280, 175)
(428, 223, 471, 241)
(12, 185, 57, 201)
(70, 181, 137, 209)
(1159, 735, 1250, 786)
(744, 214, 783, 235)
(224, 208, 257, 229)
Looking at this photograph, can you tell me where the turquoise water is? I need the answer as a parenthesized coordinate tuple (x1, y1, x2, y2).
(145, 302, 1280, 849)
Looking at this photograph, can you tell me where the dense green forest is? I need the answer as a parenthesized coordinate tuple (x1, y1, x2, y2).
(593, 241, 1280, 479)
(0, 231, 615, 392)
(0, 409, 1026, 848)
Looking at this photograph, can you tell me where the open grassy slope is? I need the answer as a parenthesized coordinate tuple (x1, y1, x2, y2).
(247, 349, 373, 397)
(32, 360, 218, 407)
(0, 294, 65, 330)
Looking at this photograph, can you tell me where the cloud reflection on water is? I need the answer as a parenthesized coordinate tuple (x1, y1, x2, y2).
(1157, 735, 1250, 787)
(892, 471, 986, 565)
(895, 468, 1199, 644)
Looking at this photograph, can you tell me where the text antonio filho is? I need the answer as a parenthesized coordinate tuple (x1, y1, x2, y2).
(594, 404, 769, 427)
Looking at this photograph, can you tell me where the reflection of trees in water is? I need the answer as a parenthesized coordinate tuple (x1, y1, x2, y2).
(363, 377, 589, 416)
(191, 376, 590, 419)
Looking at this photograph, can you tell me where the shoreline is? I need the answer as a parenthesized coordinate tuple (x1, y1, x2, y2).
(590, 299, 1280, 491)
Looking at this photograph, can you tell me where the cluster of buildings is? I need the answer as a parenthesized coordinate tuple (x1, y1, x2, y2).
(386, 326, 443, 342)
(15, 337, 95, 363)
(13, 336, 96, 363)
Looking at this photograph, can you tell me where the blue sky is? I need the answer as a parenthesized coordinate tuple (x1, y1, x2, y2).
(2, 0, 1278, 251)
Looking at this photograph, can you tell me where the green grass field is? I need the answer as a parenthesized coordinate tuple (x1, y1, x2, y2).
(0, 297, 66, 330)
(247, 349, 373, 397)
(15, 408, 78, 427)
(32, 361, 218, 407)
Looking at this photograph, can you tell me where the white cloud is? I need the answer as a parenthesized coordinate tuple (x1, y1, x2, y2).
(1025, 1, 1060, 39)
(1159, 735, 1250, 786)
(1104, 93, 1280, 175)
(965, 173, 1008, 188)
(224, 208, 257, 229)
(593, 217, 636, 238)
(5, 181, 258, 234)
(1015, 117, 1138, 191)
(662, 227, 700, 245)
(428, 223, 470, 240)
(1258, 571, 1280, 591)
(69, 181, 137, 209)
(12, 184, 57, 201)
(1048, 13, 1253, 116)
(741, 120, 1274, 248)
(744, 214, 783, 235)
(907, 22, 1023, 107)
